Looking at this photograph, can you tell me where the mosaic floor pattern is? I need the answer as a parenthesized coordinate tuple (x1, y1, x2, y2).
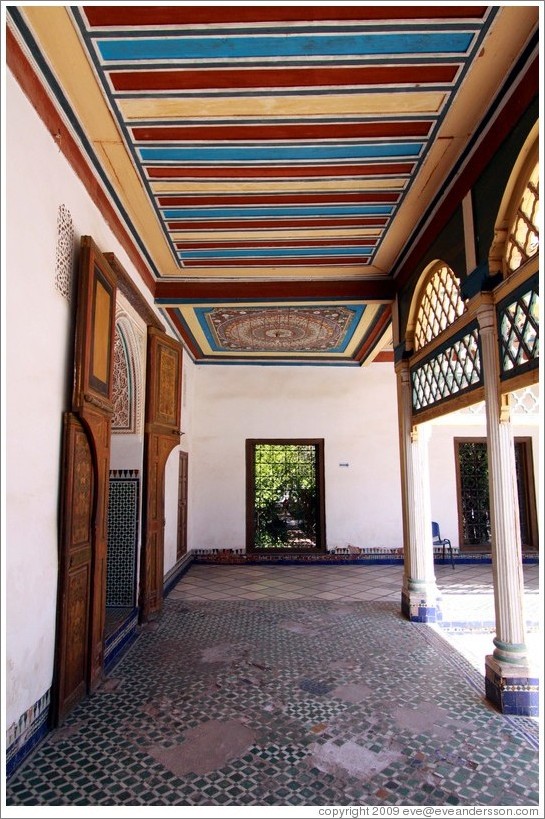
(5, 567, 540, 809)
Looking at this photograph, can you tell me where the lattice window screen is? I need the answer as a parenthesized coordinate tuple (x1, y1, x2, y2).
(505, 162, 539, 274)
(412, 324, 482, 413)
(414, 263, 466, 351)
(55, 204, 74, 301)
(498, 277, 539, 378)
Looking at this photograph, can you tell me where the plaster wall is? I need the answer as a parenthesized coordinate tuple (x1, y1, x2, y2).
(164, 350, 196, 575)
(188, 362, 404, 551)
(4, 73, 164, 728)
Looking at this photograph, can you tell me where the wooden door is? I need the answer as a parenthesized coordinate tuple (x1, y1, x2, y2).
(177, 451, 189, 558)
(140, 328, 183, 621)
(53, 237, 116, 723)
(53, 412, 94, 722)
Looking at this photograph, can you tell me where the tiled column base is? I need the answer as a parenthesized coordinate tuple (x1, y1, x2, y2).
(485, 655, 539, 716)
(401, 582, 442, 623)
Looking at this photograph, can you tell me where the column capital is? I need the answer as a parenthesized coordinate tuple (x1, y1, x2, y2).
(394, 356, 411, 378)
(472, 292, 496, 332)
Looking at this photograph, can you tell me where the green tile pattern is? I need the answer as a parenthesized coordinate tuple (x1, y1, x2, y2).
(6, 598, 538, 807)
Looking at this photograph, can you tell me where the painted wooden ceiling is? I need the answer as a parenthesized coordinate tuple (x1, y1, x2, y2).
(7, 5, 538, 364)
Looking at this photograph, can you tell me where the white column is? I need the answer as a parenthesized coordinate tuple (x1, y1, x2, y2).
(396, 360, 441, 622)
(476, 295, 536, 713)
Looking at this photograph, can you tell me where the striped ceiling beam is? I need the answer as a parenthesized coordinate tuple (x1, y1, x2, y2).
(83, 7, 488, 27)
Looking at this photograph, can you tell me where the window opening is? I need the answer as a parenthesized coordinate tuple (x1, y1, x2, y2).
(247, 440, 325, 552)
(455, 438, 537, 548)
(505, 161, 539, 274)
(414, 263, 466, 351)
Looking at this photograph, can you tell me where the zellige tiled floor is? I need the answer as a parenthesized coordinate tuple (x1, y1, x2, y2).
(4, 561, 540, 809)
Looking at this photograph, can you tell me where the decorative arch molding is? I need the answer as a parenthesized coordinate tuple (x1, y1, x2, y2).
(406, 260, 466, 353)
(113, 306, 146, 436)
(488, 123, 539, 278)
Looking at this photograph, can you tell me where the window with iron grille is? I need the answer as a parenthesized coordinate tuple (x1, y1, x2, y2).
(455, 438, 538, 549)
(246, 440, 325, 552)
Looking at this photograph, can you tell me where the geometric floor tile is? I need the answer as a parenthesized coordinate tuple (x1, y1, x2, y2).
(5, 580, 540, 808)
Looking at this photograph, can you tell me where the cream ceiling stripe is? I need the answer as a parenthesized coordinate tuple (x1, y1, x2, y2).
(120, 92, 445, 121)
(168, 265, 380, 278)
(171, 228, 382, 241)
(151, 178, 407, 194)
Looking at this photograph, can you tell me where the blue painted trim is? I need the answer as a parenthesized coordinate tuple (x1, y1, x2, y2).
(6, 718, 50, 780)
(164, 206, 392, 220)
(97, 32, 475, 63)
(103, 608, 140, 674)
(142, 144, 421, 163)
(179, 245, 375, 260)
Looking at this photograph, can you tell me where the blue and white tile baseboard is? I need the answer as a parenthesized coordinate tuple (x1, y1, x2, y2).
(163, 552, 194, 597)
(6, 689, 51, 779)
(104, 607, 140, 674)
(192, 547, 538, 566)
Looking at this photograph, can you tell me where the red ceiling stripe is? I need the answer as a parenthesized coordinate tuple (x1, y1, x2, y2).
(133, 121, 432, 142)
(84, 7, 488, 27)
(167, 217, 388, 230)
(156, 279, 395, 301)
(148, 163, 414, 179)
(181, 257, 372, 267)
(174, 239, 379, 249)
(113, 65, 458, 93)
(165, 309, 201, 357)
(159, 192, 399, 207)
(354, 304, 392, 362)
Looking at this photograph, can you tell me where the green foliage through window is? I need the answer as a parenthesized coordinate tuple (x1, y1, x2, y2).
(254, 444, 318, 550)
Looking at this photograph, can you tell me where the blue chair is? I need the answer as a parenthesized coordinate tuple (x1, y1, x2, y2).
(432, 521, 455, 569)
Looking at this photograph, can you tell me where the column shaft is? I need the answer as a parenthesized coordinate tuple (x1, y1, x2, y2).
(476, 295, 537, 715)
(396, 360, 440, 622)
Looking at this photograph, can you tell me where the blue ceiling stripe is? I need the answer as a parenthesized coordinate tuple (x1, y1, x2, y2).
(164, 205, 393, 219)
(140, 144, 423, 162)
(97, 32, 474, 62)
(179, 246, 376, 259)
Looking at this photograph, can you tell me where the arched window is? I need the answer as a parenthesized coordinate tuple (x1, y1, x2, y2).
(505, 160, 539, 274)
(413, 262, 466, 351)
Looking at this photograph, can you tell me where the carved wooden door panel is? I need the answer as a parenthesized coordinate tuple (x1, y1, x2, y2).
(72, 237, 116, 691)
(141, 328, 183, 621)
(53, 412, 94, 723)
(177, 451, 189, 558)
(54, 237, 116, 722)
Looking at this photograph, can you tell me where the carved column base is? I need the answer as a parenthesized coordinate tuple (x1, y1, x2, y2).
(485, 654, 539, 716)
(401, 578, 442, 623)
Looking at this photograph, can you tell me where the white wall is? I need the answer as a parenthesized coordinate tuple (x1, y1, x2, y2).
(163, 350, 196, 574)
(188, 363, 404, 551)
(4, 73, 164, 729)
